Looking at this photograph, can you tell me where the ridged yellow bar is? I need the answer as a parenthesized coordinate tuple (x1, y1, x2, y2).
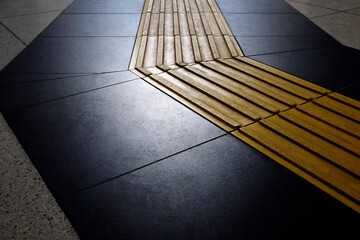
(130, 0, 360, 213)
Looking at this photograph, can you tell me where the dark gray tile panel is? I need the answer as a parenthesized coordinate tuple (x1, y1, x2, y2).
(224, 13, 329, 36)
(0, 71, 138, 111)
(2, 37, 136, 74)
(236, 36, 339, 56)
(64, 0, 146, 13)
(59, 134, 360, 240)
(216, 0, 298, 13)
(251, 46, 360, 91)
(3, 80, 225, 198)
(41, 14, 141, 37)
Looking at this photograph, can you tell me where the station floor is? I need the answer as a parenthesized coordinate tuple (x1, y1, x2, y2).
(1, 0, 360, 239)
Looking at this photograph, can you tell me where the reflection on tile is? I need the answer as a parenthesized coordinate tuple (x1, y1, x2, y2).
(59, 134, 360, 240)
(251, 46, 360, 91)
(0, 113, 78, 240)
(42, 14, 141, 37)
(285, 0, 337, 18)
(224, 14, 327, 36)
(0, 0, 73, 18)
(312, 12, 360, 50)
(3, 80, 224, 198)
(2, 37, 136, 73)
(293, 0, 360, 11)
(64, 0, 145, 13)
(216, 0, 297, 13)
(0, 24, 25, 71)
(236, 36, 339, 56)
(0, 71, 138, 111)
(1, 11, 61, 44)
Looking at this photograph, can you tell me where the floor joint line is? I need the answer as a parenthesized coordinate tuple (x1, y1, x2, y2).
(58, 132, 229, 200)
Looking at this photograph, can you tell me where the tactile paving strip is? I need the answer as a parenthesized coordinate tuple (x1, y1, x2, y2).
(129, 0, 360, 213)
(129, 0, 243, 76)
(144, 57, 330, 131)
(234, 93, 360, 212)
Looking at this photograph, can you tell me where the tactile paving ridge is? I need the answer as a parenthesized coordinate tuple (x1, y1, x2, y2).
(129, 0, 243, 76)
(129, 0, 360, 213)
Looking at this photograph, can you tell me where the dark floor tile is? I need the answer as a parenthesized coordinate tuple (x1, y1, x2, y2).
(236, 36, 339, 56)
(0, 71, 137, 111)
(41, 14, 141, 37)
(337, 81, 360, 101)
(0, 73, 83, 84)
(251, 46, 360, 91)
(217, 0, 297, 13)
(59, 134, 360, 240)
(224, 13, 328, 36)
(1, 37, 135, 74)
(3, 80, 224, 198)
(64, 0, 145, 13)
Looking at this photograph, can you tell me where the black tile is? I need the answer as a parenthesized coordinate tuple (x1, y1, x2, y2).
(337, 81, 360, 101)
(251, 46, 360, 91)
(236, 36, 339, 56)
(0, 71, 137, 111)
(59, 134, 360, 240)
(224, 13, 328, 36)
(3, 80, 224, 198)
(2, 37, 135, 74)
(64, 0, 145, 13)
(0, 73, 83, 84)
(41, 14, 141, 37)
(217, 0, 297, 13)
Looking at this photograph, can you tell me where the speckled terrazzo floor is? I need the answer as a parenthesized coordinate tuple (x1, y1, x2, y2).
(0, 114, 78, 240)
(0, 0, 78, 239)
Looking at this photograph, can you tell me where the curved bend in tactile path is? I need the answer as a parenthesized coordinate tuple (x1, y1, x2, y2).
(129, 0, 360, 213)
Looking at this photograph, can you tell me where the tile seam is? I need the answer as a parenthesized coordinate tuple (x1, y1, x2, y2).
(128, 0, 360, 214)
(58, 133, 229, 200)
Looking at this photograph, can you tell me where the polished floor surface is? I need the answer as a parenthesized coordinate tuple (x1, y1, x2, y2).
(1, 0, 360, 239)
(129, 0, 360, 213)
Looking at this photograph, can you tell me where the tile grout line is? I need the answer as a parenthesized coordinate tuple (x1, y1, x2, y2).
(0, 74, 89, 85)
(287, 0, 344, 12)
(245, 45, 341, 57)
(40, 34, 335, 38)
(346, 12, 360, 16)
(126, 0, 360, 213)
(310, 11, 346, 20)
(233, 35, 338, 37)
(0, 21, 27, 46)
(344, 6, 360, 12)
(129, 0, 336, 132)
(288, 0, 360, 18)
(40, 35, 138, 38)
(233, 90, 333, 131)
(2, 0, 359, 224)
(1, 69, 131, 76)
(0, 70, 133, 85)
(58, 132, 229, 200)
(334, 80, 360, 94)
(0, 9, 63, 19)
(2, 77, 142, 112)
(62, 12, 143, 15)
(310, 9, 360, 19)
(220, 12, 301, 14)
(0, 1, 79, 239)
(232, 34, 334, 37)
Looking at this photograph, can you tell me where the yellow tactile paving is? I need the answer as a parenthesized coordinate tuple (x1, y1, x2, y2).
(129, 0, 360, 213)
(234, 94, 360, 213)
(131, 0, 243, 71)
